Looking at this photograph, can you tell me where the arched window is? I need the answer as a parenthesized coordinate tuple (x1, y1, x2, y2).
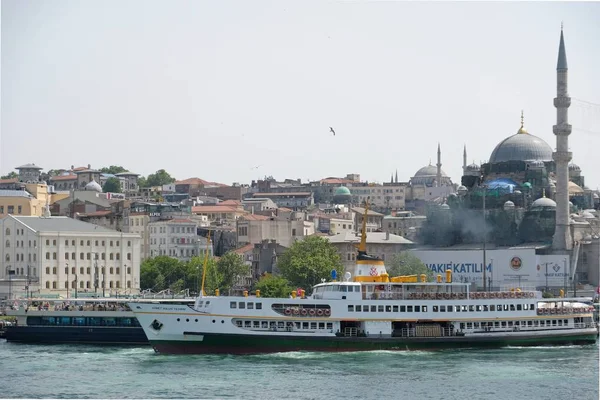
(45, 252, 50, 260)
(127, 280, 131, 288)
(80, 281, 84, 288)
(46, 267, 50, 274)
(5, 240, 10, 247)
(116, 253, 120, 261)
(72, 252, 75, 260)
(5, 228, 10, 235)
(46, 281, 50, 289)
(116, 281, 121, 288)
(86, 281, 90, 289)
(52, 281, 57, 289)
(65, 253, 69, 260)
(127, 267, 131, 274)
(52, 267, 57, 274)
(109, 281, 114, 288)
(110, 253, 114, 260)
(127, 253, 131, 261)
(64, 281, 68, 289)
(109, 267, 114, 274)
(5, 254, 10, 262)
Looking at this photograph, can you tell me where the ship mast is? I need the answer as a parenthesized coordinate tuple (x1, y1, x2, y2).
(200, 230, 212, 297)
(357, 198, 369, 256)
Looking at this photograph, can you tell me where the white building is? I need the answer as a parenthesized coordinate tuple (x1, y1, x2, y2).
(0, 215, 141, 299)
(350, 185, 407, 210)
(148, 219, 200, 261)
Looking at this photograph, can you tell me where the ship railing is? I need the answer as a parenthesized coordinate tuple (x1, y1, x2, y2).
(394, 327, 455, 338)
(573, 322, 596, 329)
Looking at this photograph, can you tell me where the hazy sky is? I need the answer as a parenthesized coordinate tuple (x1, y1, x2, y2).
(2, 1, 600, 189)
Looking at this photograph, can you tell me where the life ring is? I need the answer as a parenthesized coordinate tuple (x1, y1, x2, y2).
(317, 309, 324, 316)
(284, 308, 292, 315)
(444, 293, 450, 300)
(537, 309, 542, 315)
(324, 309, 331, 316)
(301, 309, 308, 316)
(458, 293, 465, 299)
(516, 292, 522, 298)
(451, 293, 457, 299)
(483, 293, 488, 299)
(436, 293, 443, 300)
(308, 309, 316, 316)
(551, 308, 556, 314)
(510, 293, 516, 298)
(293, 308, 299, 315)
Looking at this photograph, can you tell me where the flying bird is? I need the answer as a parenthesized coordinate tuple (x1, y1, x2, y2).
(329, 127, 336, 136)
(250, 165, 262, 170)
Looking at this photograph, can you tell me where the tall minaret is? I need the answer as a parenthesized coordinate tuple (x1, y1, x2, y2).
(436, 143, 442, 186)
(395, 169, 398, 184)
(552, 26, 573, 251)
(463, 144, 467, 174)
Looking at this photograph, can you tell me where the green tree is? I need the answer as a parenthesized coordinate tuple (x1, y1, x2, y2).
(216, 251, 250, 293)
(100, 165, 128, 174)
(145, 169, 176, 187)
(102, 177, 122, 193)
(277, 236, 343, 293)
(255, 274, 292, 298)
(189, 256, 221, 295)
(140, 256, 185, 292)
(386, 252, 433, 280)
(1, 171, 18, 180)
(137, 176, 148, 188)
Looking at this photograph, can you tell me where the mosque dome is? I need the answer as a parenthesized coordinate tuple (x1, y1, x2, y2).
(568, 163, 581, 171)
(529, 160, 545, 169)
(489, 114, 553, 164)
(531, 197, 556, 209)
(568, 181, 584, 195)
(333, 186, 352, 204)
(85, 180, 102, 192)
(439, 203, 450, 210)
(414, 164, 446, 177)
(581, 211, 595, 219)
(466, 163, 480, 171)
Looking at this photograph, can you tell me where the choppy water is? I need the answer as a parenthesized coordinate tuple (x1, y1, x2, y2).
(0, 340, 598, 399)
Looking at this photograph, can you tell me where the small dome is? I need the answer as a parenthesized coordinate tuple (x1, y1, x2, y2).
(334, 186, 351, 196)
(457, 185, 468, 196)
(522, 182, 532, 189)
(85, 180, 102, 192)
(333, 186, 352, 204)
(531, 197, 556, 209)
(581, 211, 595, 219)
(514, 190, 522, 195)
(466, 163, 480, 171)
(440, 203, 450, 210)
(503, 200, 515, 210)
(568, 163, 581, 171)
(529, 160, 545, 169)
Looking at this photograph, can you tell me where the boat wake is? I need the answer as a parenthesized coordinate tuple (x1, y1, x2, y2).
(256, 349, 434, 360)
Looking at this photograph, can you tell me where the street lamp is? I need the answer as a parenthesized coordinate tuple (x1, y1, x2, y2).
(66, 263, 69, 299)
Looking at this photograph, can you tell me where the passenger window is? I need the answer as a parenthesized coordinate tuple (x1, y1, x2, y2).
(326, 323, 333, 330)
(378, 305, 384, 312)
(355, 305, 362, 312)
(385, 305, 391, 312)
(455, 305, 461, 312)
(516, 304, 522, 311)
(476, 305, 482, 312)
(468, 305, 475, 312)
(433, 306, 439, 312)
(363, 306, 369, 312)
(310, 322, 317, 329)
(239, 302, 245, 309)
(400, 306, 406, 312)
(348, 305, 354, 312)
(247, 302, 254, 309)
(422, 305, 427, 312)
(230, 302, 237, 309)
(414, 306, 420, 312)
(256, 303, 262, 310)
(371, 305, 376, 312)
(407, 306, 413, 312)
(393, 305, 398, 312)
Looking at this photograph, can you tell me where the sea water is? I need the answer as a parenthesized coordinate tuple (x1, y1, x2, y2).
(0, 340, 598, 399)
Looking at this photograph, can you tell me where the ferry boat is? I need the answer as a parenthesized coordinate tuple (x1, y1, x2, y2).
(3, 297, 194, 345)
(131, 204, 598, 355)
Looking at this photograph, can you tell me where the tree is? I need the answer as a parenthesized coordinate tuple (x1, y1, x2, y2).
(277, 236, 343, 293)
(216, 251, 250, 294)
(102, 177, 122, 193)
(386, 252, 433, 280)
(0, 171, 18, 180)
(189, 256, 220, 295)
(100, 165, 128, 175)
(137, 176, 148, 188)
(254, 274, 292, 298)
(145, 169, 175, 187)
(140, 256, 185, 292)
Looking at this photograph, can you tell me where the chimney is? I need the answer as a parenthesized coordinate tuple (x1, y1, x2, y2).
(87, 164, 91, 169)
(386, 231, 390, 240)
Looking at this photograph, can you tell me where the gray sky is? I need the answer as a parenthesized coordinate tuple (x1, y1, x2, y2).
(2, 1, 600, 189)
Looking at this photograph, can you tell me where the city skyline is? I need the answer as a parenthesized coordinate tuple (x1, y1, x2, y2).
(2, 1, 600, 188)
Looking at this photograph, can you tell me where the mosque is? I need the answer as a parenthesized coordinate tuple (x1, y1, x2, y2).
(417, 28, 600, 291)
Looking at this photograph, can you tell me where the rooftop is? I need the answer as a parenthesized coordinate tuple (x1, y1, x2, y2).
(253, 192, 312, 197)
(0, 178, 18, 184)
(240, 214, 270, 221)
(352, 207, 384, 216)
(50, 174, 77, 181)
(192, 205, 244, 214)
(16, 163, 43, 170)
(6, 215, 123, 234)
(325, 231, 413, 245)
(233, 243, 254, 255)
(0, 190, 33, 198)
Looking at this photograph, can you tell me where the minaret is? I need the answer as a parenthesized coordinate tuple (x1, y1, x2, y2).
(436, 143, 442, 187)
(463, 145, 467, 174)
(395, 169, 398, 184)
(552, 26, 573, 251)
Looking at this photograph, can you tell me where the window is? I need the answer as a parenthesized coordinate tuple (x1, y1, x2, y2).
(407, 306, 413, 312)
(110, 267, 114, 274)
(128, 241, 131, 247)
(116, 267, 120, 274)
(110, 241, 114, 247)
(95, 240, 99, 246)
(127, 253, 131, 261)
(127, 267, 131, 274)
(45, 252, 50, 260)
(87, 240, 91, 246)
(116, 253, 120, 260)
(80, 267, 84, 274)
(65, 253, 69, 260)
(53, 240, 56, 246)
(378, 305, 384, 312)
(230, 302, 237, 309)
(80, 240, 84, 246)
(45, 281, 50, 289)
(46, 240, 50, 246)
(517, 304, 522, 311)
(116, 241, 120, 246)
(65, 240, 69, 246)
(256, 303, 262, 310)
(392, 305, 398, 312)
(46, 267, 50, 274)
(348, 305, 354, 312)
(414, 306, 420, 312)
(247, 302, 254, 310)
(110, 253, 114, 260)
(52, 252, 57, 260)
(239, 302, 245, 309)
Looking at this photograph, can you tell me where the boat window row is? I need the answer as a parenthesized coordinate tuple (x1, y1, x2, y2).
(234, 319, 334, 332)
(313, 285, 360, 294)
(460, 319, 569, 330)
(347, 303, 536, 313)
(26, 316, 140, 327)
(230, 302, 263, 310)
